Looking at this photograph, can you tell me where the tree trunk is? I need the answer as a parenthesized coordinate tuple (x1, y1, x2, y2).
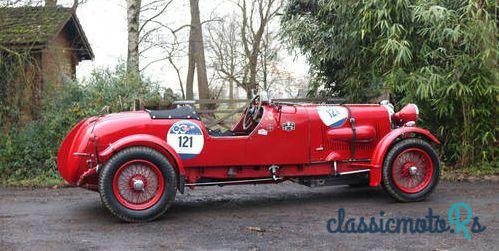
(243, 8, 266, 98)
(186, 29, 195, 100)
(246, 39, 263, 98)
(126, 0, 141, 84)
(460, 99, 471, 167)
(189, 0, 210, 102)
(261, 45, 268, 91)
(247, 52, 258, 98)
(228, 79, 234, 108)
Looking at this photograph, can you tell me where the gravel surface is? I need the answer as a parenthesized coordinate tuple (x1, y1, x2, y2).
(0, 181, 497, 250)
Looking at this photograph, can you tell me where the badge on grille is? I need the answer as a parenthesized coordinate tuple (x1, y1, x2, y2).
(282, 121, 295, 132)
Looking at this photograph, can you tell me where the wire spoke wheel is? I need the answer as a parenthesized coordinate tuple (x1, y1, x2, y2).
(99, 147, 176, 222)
(112, 159, 165, 210)
(391, 148, 433, 194)
(382, 139, 440, 202)
(392, 148, 433, 193)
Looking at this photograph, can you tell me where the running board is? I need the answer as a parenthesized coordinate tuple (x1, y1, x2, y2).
(186, 169, 370, 187)
(296, 170, 370, 187)
(186, 178, 276, 186)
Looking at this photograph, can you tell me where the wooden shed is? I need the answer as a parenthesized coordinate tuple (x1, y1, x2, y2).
(0, 6, 93, 121)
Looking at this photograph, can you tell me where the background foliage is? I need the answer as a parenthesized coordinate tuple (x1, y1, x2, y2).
(0, 63, 172, 185)
(281, 0, 497, 168)
(0, 0, 497, 185)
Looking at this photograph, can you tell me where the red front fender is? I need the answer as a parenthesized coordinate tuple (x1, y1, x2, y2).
(98, 134, 186, 179)
(369, 127, 440, 186)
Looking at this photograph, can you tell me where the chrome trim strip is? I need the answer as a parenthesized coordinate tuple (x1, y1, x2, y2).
(339, 169, 371, 175)
(73, 152, 91, 157)
(186, 178, 275, 186)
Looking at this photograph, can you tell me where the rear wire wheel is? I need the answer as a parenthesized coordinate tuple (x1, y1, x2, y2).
(112, 159, 164, 210)
(99, 147, 177, 222)
(382, 138, 440, 202)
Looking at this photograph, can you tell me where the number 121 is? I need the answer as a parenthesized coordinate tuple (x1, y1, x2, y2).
(178, 136, 193, 148)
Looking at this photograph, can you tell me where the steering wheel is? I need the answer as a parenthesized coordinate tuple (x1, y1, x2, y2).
(243, 95, 262, 130)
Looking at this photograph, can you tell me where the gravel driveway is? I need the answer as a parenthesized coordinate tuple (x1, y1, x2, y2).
(0, 181, 497, 250)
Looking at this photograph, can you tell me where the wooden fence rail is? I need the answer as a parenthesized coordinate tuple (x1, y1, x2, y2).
(173, 97, 343, 106)
(146, 97, 344, 129)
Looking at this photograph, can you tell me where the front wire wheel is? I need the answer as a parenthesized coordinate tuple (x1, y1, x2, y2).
(382, 138, 440, 202)
(99, 147, 177, 222)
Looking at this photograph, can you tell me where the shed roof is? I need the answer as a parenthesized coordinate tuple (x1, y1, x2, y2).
(0, 6, 94, 60)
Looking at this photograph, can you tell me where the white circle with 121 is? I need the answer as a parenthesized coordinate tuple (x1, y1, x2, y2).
(317, 106, 349, 128)
(167, 120, 204, 160)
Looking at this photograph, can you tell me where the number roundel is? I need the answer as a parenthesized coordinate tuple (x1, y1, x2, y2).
(166, 120, 204, 160)
(317, 106, 349, 128)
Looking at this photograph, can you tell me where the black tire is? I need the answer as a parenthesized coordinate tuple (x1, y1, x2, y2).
(99, 146, 177, 222)
(381, 138, 440, 202)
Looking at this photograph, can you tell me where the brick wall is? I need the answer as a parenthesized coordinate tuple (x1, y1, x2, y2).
(41, 25, 77, 88)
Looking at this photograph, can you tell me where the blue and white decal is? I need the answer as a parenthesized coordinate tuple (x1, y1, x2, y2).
(167, 120, 204, 160)
(317, 106, 349, 128)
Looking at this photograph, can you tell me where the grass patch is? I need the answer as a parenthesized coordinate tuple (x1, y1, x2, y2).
(442, 161, 499, 181)
(0, 170, 66, 188)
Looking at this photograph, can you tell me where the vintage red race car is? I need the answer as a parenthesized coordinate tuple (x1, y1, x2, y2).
(57, 95, 441, 222)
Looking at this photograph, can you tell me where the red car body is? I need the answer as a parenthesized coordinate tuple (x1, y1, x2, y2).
(57, 99, 441, 222)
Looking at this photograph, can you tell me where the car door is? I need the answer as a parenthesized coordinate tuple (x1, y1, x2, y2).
(246, 105, 310, 165)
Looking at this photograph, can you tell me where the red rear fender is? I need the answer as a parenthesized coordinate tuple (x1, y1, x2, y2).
(57, 117, 95, 185)
(98, 134, 186, 178)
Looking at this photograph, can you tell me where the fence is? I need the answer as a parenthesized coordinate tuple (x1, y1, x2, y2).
(146, 97, 344, 129)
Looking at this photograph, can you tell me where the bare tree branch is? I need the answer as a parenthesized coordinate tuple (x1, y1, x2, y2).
(138, 0, 173, 34)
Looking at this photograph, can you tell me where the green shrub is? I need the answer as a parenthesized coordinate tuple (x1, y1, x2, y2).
(0, 64, 174, 185)
(281, 0, 497, 168)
